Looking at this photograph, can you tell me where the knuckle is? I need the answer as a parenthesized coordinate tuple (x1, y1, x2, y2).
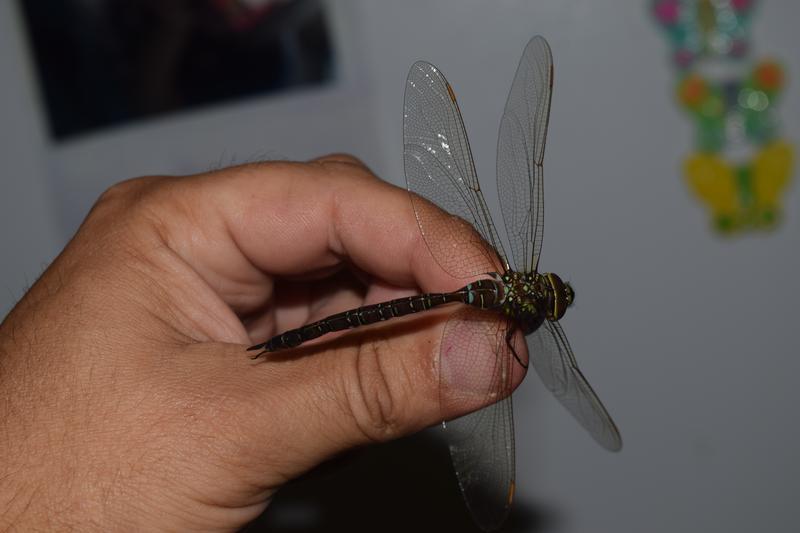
(312, 153, 376, 180)
(313, 152, 367, 168)
(77, 176, 182, 266)
(88, 176, 166, 225)
(96, 175, 160, 206)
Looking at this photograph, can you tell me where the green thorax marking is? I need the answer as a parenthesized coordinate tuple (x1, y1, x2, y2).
(500, 270, 574, 335)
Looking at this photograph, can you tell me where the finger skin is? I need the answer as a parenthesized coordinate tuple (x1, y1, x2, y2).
(0, 156, 526, 531)
(161, 156, 462, 313)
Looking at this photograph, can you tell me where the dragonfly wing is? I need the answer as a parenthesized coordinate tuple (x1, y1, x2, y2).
(496, 35, 553, 273)
(439, 308, 518, 531)
(404, 61, 509, 278)
(528, 320, 622, 451)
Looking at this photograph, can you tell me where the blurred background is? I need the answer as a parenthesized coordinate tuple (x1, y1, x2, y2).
(1, 1, 798, 532)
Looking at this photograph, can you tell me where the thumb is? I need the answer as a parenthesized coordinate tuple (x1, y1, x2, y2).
(236, 305, 527, 486)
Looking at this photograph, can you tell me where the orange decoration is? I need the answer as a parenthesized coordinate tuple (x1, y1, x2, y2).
(754, 61, 783, 92)
(678, 74, 708, 107)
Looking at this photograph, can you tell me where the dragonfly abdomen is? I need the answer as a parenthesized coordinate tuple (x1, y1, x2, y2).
(249, 278, 504, 354)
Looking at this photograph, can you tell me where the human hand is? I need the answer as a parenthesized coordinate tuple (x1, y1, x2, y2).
(0, 155, 526, 531)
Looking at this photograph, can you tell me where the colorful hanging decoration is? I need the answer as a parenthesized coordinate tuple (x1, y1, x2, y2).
(652, 0, 793, 233)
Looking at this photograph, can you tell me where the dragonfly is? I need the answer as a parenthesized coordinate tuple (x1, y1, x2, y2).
(249, 36, 622, 531)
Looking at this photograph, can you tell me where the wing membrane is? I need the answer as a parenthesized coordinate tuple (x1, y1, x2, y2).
(404, 61, 508, 278)
(528, 320, 622, 451)
(439, 308, 517, 531)
(497, 36, 553, 273)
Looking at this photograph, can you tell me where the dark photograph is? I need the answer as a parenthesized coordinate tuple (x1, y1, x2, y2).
(19, 0, 335, 140)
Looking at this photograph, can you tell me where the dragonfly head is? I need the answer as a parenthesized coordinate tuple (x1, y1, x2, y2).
(543, 272, 573, 321)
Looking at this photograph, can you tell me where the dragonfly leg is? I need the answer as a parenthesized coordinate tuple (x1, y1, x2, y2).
(505, 325, 528, 369)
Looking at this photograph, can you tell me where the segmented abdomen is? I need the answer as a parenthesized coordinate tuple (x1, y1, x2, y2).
(251, 278, 503, 353)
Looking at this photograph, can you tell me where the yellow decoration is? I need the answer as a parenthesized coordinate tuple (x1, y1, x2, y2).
(752, 141, 793, 210)
(684, 153, 738, 219)
(684, 141, 794, 232)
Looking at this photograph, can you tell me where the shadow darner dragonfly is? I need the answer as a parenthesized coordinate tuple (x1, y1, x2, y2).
(249, 36, 622, 531)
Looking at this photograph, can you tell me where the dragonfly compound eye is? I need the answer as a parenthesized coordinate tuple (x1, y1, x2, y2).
(544, 273, 570, 321)
(565, 283, 575, 307)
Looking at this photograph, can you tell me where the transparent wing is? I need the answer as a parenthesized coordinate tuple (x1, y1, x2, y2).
(404, 61, 508, 278)
(497, 35, 553, 273)
(528, 320, 622, 451)
(439, 308, 518, 531)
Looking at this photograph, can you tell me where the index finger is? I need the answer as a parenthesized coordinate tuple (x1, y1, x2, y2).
(162, 155, 470, 312)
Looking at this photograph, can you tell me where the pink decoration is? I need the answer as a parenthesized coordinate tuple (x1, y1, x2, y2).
(654, 0, 680, 25)
(731, 0, 752, 12)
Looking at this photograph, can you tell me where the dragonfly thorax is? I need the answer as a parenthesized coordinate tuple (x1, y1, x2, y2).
(500, 271, 574, 334)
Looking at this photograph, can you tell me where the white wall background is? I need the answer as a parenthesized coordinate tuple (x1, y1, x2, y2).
(2, 1, 798, 532)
